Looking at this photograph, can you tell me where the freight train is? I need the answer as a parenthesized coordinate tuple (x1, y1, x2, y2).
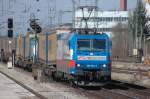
(15, 30, 112, 86)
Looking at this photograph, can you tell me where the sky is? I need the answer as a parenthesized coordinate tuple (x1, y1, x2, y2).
(55, 0, 137, 11)
(0, 0, 138, 36)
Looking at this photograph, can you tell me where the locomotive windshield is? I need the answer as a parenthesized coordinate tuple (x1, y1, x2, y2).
(77, 39, 91, 50)
(93, 39, 106, 51)
(77, 39, 106, 51)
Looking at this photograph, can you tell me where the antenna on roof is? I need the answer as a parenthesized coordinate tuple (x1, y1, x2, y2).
(73, 0, 99, 34)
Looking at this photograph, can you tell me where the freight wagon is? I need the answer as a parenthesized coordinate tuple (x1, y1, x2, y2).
(15, 30, 112, 86)
(38, 33, 57, 66)
(15, 33, 35, 71)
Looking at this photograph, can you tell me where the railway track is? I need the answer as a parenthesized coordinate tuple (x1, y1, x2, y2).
(84, 88, 137, 99)
(80, 82, 150, 99)
(106, 80, 150, 99)
(1, 64, 150, 99)
(57, 78, 150, 99)
(14, 68, 146, 99)
(15, 67, 150, 99)
(112, 68, 149, 76)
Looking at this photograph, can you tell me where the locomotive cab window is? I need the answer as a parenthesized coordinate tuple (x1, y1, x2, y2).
(93, 39, 106, 51)
(77, 39, 91, 51)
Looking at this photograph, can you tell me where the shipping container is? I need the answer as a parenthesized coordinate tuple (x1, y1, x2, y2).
(25, 33, 30, 58)
(16, 35, 24, 58)
(16, 33, 31, 60)
(38, 33, 57, 65)
(38, 34, 46, 63)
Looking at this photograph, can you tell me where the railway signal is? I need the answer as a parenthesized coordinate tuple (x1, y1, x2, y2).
(7, 18, 13, 38)
(8, 18, 13, 28)
(30, 19, 42, 33)
(8, 29, 13, 38)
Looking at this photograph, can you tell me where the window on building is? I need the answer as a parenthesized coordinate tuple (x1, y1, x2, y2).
(98, 28, 112, 32)
(126, 17, 128, 21)
(102, 17, 104, 21)
(106, 17, 108, 22)
(110, 17, 113, 21)
(114, 17, 118, 21)
(119, 17, 121, 21)
(99, 18, 102, 21)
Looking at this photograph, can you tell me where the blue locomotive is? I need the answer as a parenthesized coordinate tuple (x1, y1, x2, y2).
(56, 32, 112, 86)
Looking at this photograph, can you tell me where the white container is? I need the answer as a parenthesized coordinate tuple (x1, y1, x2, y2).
(7, 61, 13, 69)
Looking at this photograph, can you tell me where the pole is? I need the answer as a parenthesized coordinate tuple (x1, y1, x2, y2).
(2, 0, 4, 16)
(1, 49, 4, 62)
(23, 37, 26, 58)
(35, 32, 37, 63)
(143, 35, 146, 56)
(45, 33, 48, 66)
(72, 0, 75, 29)
(34, 19, 37, 63)
(12, 49, 15, 68)
(135, 11, 138, 49)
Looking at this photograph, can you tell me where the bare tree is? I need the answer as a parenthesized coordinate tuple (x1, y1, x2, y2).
(128, 0, 149, 49)
(112, 23, 128, 60)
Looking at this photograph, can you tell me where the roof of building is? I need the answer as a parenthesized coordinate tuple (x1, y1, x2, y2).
(75, 10, 129, 18)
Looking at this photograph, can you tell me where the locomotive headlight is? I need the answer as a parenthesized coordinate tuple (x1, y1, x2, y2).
(71, 71, 75, 74)
(103, 64, 106, 68)
(77, 64, 80, 67)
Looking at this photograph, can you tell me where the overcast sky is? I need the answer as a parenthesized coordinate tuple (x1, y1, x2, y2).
(56, 0, 137, 10)
(0, 0, 138, 36)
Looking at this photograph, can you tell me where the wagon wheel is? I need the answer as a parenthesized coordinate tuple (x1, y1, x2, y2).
(69, 78, 79, 88)
(69, 79, 77, 88)
(51, 71, 57, 81)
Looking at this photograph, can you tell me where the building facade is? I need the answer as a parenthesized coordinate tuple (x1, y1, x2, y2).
(75, 8, 129, 37)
